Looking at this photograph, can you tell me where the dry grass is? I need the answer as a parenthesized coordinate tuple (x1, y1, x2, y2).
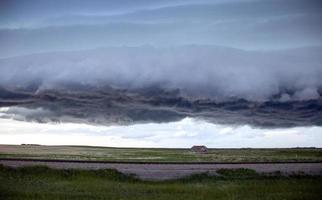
(0, 145, 321, 162)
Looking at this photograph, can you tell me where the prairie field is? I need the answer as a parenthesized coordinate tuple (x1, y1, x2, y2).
(1, 145, 322, 199)
(0, 145, 321, 162)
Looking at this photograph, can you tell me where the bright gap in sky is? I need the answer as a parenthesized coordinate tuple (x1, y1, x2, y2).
(0, 117, 321, 148)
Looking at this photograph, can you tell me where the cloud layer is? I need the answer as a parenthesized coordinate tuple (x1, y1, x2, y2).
(1, 1, 321, 129)
(1, 0, 321, 57)
(0, 45, 321, 101)
(0, 80, 321, 128)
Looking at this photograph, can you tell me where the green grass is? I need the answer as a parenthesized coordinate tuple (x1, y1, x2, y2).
(0, 165, 321, 200)
(0, 145, 321, 162)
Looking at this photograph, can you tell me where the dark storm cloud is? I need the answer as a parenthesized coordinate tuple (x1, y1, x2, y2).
(0, 46, 321, 128)
(1, 45, 322, 101)
(0, 85, 322, 128)
(1, 45, 321, 101)
(0, 1, 321, 128)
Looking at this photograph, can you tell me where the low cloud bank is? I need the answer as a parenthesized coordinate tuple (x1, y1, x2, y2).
(0, 45, 321, 102)
(0, 45, 321, 128)
(0, 86, 321, 128)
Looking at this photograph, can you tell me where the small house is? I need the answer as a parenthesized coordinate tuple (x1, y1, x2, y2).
(191, 145, 208, 153)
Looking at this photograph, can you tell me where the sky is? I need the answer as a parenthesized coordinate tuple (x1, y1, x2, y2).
(0, 0, 322, 57)
(1, 116, 321, 148)
(0, 0, 321, 147)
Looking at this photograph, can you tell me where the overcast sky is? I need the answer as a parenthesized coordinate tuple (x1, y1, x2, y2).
(0, 0, 322, 147)
(1, 0, 322, 58)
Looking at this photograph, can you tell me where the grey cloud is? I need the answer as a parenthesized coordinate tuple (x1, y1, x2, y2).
(0, 45, 321, 128)
(1, 0, 321, 57)
(2, 0, 321, 27)
(0, 0, 228, 28)
(1, 16, 320, 58)
(0, 106, 53, 122)
(0, 45, 321, 101)
(0, 1, 321, 128)
(0, 85, 321, 128)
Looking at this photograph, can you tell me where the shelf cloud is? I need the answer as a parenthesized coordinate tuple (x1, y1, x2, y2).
(0, 46, 321, 128)
(1, 45, 321, 100)
(0, 0, 321, 131)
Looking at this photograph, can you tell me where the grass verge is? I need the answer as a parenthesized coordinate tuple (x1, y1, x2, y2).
(0, 165, 322, 200)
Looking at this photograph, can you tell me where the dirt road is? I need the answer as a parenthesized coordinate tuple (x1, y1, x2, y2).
(1, 159, 321, 180)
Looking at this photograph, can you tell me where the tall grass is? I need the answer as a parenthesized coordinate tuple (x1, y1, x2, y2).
(1, 165, 321, 200)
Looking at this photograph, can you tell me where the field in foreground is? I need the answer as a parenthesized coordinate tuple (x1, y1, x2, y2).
(0, 165, 321, 200)
(0, 145, 321, 162)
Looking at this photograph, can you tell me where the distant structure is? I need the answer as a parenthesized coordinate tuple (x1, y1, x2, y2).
(21, 144, 41, 146)
(191, 145, 208, 153)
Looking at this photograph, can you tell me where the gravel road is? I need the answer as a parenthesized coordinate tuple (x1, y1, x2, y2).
(1, 159, 321, 180)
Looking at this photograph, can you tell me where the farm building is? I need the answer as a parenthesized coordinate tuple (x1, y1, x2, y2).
(191, 145, 208, 153)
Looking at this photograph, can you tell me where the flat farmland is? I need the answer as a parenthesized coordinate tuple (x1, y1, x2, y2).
(0, 145, 321, 162)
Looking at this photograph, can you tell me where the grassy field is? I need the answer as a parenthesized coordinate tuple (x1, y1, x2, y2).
(0, 145, 321, 162)
(0, 165, 321, 200)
